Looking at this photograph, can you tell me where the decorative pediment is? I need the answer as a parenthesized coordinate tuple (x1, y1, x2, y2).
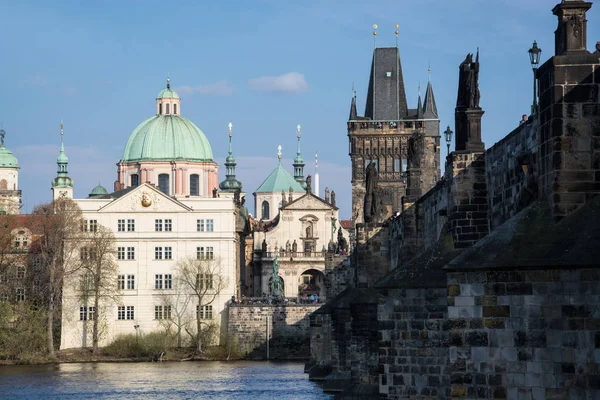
(98, 184, 192, 213)
(283, 193, 335, 211)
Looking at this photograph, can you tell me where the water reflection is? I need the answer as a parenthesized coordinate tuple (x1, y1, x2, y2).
(0, 361, 331, 399)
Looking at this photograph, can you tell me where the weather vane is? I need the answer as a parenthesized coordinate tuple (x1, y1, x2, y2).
(395, 24, 399, 47)
(373, 24, 378, 48)
(277, 145, 282, 161)
(60, 120, 64, 136)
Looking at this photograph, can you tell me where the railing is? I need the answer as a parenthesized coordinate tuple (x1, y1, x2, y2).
(257, 251, 327, 259)
(229, 296, 323, 307)
(347, 121, 424, 131)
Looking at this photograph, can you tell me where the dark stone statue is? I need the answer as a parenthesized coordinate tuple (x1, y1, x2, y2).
(457, 49, 480, 109)
(363, 161, 378, 223)
(306, 175, 312, 193)
(289, 187, 294, 203)
(281, 190, 287, 206)
(233, 188, 241, 204)
(407, 136, 420, 169)
(331, 191, 336, 208)
(262, 239, 267, 253)
(212, 187, 218, 198)
(325, 187, 330, 202)
(292, 240, 298, 253)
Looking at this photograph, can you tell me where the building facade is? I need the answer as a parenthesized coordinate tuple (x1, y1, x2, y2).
(0, 129, 21, 214)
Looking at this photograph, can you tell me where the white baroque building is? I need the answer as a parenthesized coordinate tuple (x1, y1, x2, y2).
(59, 82, 238, 349)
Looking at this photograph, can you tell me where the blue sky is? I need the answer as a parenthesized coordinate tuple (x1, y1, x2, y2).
(1, 0, 598, 218)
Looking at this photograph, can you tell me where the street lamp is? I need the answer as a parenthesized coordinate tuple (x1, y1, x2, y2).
(444, 125, 453, 155)
(528, 40, 542, 115)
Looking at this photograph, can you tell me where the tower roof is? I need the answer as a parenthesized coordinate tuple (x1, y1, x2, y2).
(89, 183, 109, 197)
(255, 163, 304, 193)
(423, 80, 438, 118)
(0, 130, 18, 168)
(364, 47, 408, 120)
(157, 78, 180, 99)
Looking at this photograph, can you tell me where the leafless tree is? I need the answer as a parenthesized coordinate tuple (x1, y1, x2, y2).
(30, 199, 83, 357)
(156, 287, 192, 348)
(175, 256, 227, 353)
(75, 224, 119, 355)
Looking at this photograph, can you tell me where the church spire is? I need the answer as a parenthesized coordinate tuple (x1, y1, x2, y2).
(52, 121, 74, 200)
(293, 124, 306, 189)
(349, 85, 358, 120)
(423, 66, 439, 118)
(219, 122, 242, 193)
(417, 82, 423, 119)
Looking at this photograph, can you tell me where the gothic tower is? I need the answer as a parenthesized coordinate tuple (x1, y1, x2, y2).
(52, 123, 74, 201)
(348, 41, 441, 224)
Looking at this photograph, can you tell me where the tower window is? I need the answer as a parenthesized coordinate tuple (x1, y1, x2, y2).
(190, 174, 199, 196)
(394, 158, 401, 172)
(261, 201, 270, 220)
(166, 104, 170, 114)
(174, 104, 177, 114)
(159, 103, 162, 114)
(130, 174, 139, 187)
(158, 174, 170, 195)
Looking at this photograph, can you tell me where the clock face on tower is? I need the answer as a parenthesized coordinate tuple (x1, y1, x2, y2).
(59, 191, 68, 198)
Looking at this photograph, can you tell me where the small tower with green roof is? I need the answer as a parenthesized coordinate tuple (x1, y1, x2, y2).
(0, 128, 21, 214)
(219, 122, 242, 193)
(292, 124, 306, 189)
(52, 122, 74, 201)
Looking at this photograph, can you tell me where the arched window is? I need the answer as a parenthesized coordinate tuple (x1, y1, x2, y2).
(174, 104, 177, 114)
(0, 179, 7, 190)
(158, 174, 170, 195)
(261, 201, 270, 220)
(159, 103, 162, 114)
(166, 104, 170, 114)
(394, 158, 401, 172)
(130, 174, 139, 187)
(190, 174, 199, 196)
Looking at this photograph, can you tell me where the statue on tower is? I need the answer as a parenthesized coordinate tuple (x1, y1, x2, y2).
(269, 256, 284, 298)
(363, 161, 379, 223)
(457, 49, 480, 109)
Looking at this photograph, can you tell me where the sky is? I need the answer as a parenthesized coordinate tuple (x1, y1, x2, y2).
(0, 0, 599, 218)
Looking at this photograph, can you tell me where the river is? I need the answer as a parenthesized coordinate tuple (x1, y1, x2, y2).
(0, 361, 331, 399)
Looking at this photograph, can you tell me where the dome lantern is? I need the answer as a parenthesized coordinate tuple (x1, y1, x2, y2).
(156, 78, 181, 116)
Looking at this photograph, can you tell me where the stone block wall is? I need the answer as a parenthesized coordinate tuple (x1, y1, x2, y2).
(446, 267, 600, 399)
(486, 119, 540, 230)
(378, 287, 450, 399)
(228, 304, 320, 359)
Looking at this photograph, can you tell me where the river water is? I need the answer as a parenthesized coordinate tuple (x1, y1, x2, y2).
(0, 361, 331, 399)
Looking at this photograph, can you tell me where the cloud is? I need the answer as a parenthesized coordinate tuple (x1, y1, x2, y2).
(248, 72, 308, 94)
(174, 81, 234, 96)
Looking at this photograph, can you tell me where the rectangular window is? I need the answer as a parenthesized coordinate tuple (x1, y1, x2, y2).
(16, 266, 25, 279)
(196, 247, 204, 260)
(118, 219, 125, 232)
(127, 275, 135, 290)
(206, 219, 214, 232)
(394, 158, 401, 172)
(118, 275, 125, 290)
(14, 238, 20, 248)
(0, 293, 8, 302)
(155, 247, 163, 260)
(402, 159, 408, 172)
(154, 305, 172, 320)
(79, 306, 96, 321)
(16, 288, 25, 302)
(155, 219, 163, 232)
(89, 220, 98, 232)
(165, 247, 172, 260)
(198, 273, 214, 290)
(197, 305, 213, 320)
(32, 257, 41, 268)
(165, 274, 172, 289)
(206, 247, 214, 260)
(22, 238, 28, 247)
(127, 219, 135, 232)
(118, 306, 125, 320)
(155, 274, 163, 289)
(126, 306, 134, 320)
(34, 280, 41, 292)
(197, 219, 205, 232)
(118, 247, 125, 260)
(165, 219, 172, 232)
(127, 247, 135, 260)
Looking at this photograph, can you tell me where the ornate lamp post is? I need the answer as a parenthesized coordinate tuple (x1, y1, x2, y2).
(444, 125, 453, 154)
(528, 41, 542, 115)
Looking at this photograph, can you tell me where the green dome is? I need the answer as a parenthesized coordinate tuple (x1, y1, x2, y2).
(121, 115, 214, 163)
(256, 163, 304, 193)
(0, 145, 18, 168)
(157, 87, 180, 99)
(89, 184, 108, 197)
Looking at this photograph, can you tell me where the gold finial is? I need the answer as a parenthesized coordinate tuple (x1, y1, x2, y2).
(373, 24, 378, 48)
(166, 76, 171, 89)
(428, 61, 431, 82)
(228, 122, 233, 138)
(395, 24, 399, 47)
(277, 145, 282, 161)
(297, 124, 301, 139)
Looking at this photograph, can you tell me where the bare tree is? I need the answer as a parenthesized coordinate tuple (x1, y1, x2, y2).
(30, 199, 83, 357)
(76, 224, 119, 355)
(175, 256, 227, 353)
(157, 289, 193, 348)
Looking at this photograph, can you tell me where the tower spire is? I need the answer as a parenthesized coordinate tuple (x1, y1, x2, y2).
(52, 121, 74, 200)
(293, 124, 306, 189)
(219, 122, 242, 193)
(417, 82, 423, 118)
(423, 67, 439, 119)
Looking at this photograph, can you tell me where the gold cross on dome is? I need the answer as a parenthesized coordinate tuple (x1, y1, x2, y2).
(277, 145, 282, 160)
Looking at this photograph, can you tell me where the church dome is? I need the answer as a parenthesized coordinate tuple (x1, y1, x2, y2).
(0, 145, 18, 168)
(121, 116, 214, 163)
(157, 87, 180, 99)
(256, 163, 304, 193)
(88, 184, 108, 198)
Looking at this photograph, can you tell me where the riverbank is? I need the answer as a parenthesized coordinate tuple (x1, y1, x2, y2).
(0, 347, 245, 366)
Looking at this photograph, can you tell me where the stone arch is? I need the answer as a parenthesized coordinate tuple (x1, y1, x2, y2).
(298, 268, 326, 302)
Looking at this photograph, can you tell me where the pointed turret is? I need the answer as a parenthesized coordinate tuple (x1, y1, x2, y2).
(52, 122, 74, 200)
(417, 84, 423, 119)
(219, 122, 242, 193)
(423, 80, 438, 119)
(293, 125, 306, 189)
(349, 86, 358, 120)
